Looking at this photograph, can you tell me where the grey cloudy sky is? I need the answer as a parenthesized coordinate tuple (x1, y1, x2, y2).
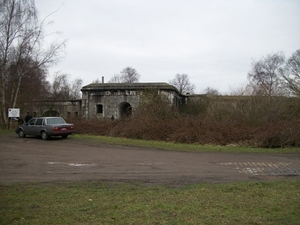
(36, 0, 300, 94)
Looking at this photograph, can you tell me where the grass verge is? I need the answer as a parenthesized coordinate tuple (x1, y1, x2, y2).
(1, 128, 300, 153)
(0, 180, 299, 225)
(71, 134, 300, 153)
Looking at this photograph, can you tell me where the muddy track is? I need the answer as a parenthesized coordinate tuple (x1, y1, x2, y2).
(0, 133, 299, 186)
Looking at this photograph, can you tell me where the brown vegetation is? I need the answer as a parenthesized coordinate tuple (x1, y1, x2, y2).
(70, 93, 300, 148)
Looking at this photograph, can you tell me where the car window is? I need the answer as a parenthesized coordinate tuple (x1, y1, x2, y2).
(46, 118, 66, 125)
(28, 119, 36, 125)
(35, 119, 43, 125)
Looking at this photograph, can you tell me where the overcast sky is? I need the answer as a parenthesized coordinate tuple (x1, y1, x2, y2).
(35, 0, 300, 94)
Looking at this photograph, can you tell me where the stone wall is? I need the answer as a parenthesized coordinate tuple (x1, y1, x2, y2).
(17, 100, 81, 119)
(16, 83, 184, 120)
(81, 82, 183, 119)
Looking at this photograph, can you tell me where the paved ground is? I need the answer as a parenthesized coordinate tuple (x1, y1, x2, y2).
(0, 133, 299, 186)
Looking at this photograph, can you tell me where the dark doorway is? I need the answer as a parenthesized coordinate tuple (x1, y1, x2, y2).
(118, 102, 132, 118)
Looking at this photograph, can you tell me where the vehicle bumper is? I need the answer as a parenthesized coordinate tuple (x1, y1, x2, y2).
(51, 130, 75, 136)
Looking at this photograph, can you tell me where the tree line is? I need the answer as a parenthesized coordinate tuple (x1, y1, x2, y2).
(0, 0, 83, 126)
(0, 0, 63, 125)
(248, 50, 300, 97)
(105, 49, 300, 98)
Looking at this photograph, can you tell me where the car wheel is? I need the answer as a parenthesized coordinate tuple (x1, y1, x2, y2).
(18, 129, 26, 138)
(61, 135, 68, 139)
(41, 131, 49, 140)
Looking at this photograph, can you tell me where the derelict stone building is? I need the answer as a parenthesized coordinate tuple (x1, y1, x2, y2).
(81, 82, 183, 119)
(16, 99, 82, 119)
(14, 81, 258, 121)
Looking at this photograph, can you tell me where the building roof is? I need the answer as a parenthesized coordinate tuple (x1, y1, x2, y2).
(81, 82, 179, 92)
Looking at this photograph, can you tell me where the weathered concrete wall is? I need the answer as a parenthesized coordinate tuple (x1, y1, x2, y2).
(82, 89, 141, 119)
(19, 83, 184, 120)
(18, 100, 81, 119)
(81, 82, 183, 119)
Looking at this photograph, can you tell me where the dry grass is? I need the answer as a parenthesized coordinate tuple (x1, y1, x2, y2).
(69, 95, 300, 148)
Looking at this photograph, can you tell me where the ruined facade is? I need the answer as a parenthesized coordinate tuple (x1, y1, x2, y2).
(18, 99, 82, 118)
(81, 82, 183, 119)
(11, 82, 190, 120)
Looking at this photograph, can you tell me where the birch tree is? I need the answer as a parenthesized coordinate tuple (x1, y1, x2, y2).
(283, 49, 300, 96)
(0, 0, 65, 125)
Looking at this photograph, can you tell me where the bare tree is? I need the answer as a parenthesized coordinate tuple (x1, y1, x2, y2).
(108, 74, 122, 83)
(248, 52, 285, 96)
(204, 87, 219, 96)
(229, 84, 253, 96)
(50, 73, 82, 100)
(169, 73, 195, 94)
(2, 58, 51, 115)
(108, 67, 140, 83)
(282, 49, 300, 96)
(0, 0, 66, 125)
(120, 67, 140, 83)
(50, 73, 70, 100)
(92, 78, 102, 83)
(70, 78, 83, 99)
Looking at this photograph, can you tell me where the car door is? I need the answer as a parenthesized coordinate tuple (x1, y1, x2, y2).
(25, 118, 37, 135)
(33, 118, 44, 135)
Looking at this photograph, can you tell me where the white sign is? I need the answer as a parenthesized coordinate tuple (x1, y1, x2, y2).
(8, 108, 20, 117)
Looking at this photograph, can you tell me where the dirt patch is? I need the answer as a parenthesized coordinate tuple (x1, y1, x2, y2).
(0, 133, 299, 186)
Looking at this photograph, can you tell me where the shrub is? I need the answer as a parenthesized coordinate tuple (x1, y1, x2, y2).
(70, 95, 300, 148)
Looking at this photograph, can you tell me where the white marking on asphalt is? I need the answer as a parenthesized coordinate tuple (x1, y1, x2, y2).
(47, 162, 96, 167)
(217, 162, 300, 176)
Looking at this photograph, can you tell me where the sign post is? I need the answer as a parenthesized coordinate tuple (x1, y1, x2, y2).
(8, 108, 20, 129)
(8, 108, 20, 118)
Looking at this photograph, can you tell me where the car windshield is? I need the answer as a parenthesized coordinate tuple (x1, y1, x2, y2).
(46, 118, 66, 125)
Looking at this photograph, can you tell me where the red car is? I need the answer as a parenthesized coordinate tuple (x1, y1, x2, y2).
(15, 117, 75, 140)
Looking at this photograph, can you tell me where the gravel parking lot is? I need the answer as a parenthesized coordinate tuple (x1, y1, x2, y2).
(0, 133, 299, 186)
